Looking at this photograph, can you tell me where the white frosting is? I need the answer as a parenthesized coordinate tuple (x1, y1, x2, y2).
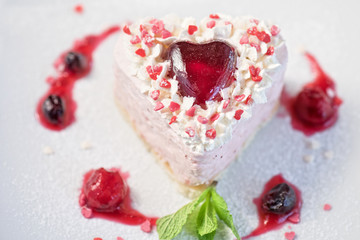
(121, 14, 285, 153)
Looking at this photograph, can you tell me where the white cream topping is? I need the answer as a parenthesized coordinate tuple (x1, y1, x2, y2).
(121, 14, 285, 153)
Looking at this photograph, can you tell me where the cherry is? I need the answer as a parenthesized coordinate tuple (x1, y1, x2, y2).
(294, 87, 335, 126)
(42, 94, 65, 125)
(262, 183, 296, 214)
(84, 168, 127, 212)
(167, 41, 236, 107)
(64, 51, 88, 74)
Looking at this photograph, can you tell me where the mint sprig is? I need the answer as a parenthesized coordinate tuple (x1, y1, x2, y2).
(156, 187, 241, 240)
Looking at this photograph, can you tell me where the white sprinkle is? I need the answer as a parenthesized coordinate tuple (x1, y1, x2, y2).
(81, 141, 92, 150)
(306, 139, 321, 150)
(303, 155, 314, 163)
(323, 151, 334, 159)
(43, 146, 54, 155)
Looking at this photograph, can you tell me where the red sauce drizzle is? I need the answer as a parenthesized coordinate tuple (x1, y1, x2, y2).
(282, 52, 342, 136)
(36, 26, 120, 131)
(243, 174, 302, 239)
(79, 168, 158, 229)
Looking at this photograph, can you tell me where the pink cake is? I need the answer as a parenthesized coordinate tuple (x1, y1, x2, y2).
(114, 14, 288, 190)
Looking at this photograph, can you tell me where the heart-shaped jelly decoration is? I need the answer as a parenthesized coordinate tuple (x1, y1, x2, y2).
(167, 41, 236, 107)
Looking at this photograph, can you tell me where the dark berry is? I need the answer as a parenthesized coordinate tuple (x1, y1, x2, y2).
(294, 87, 335, 126)
(84, 168, 127, 212)
(262, 183, 296, 215)
(42, 94, 65, 124)
(64, 51, 88, 73)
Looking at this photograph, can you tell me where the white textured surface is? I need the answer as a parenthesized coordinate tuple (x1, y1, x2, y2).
(0, 0, 360, 240)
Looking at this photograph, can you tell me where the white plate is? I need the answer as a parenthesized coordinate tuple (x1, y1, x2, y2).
(1, 0, 360, 239)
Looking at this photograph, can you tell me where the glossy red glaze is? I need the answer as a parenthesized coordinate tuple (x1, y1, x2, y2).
(84, 168, 127, 212)
(36, 26, 120, 131)
(243, 174, 302, 239)
(167, 41, 236, 107)
(80, 168, 158, 228)
(282, 52, 342, 136)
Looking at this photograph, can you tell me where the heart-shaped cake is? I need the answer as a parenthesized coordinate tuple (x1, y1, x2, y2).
(114, 14, 288, 192)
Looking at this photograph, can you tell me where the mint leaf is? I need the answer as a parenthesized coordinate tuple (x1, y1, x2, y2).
(157, 186, 241, 240)
(157, 188, 211, 239)
(196, 194, 217, 236)
(211, 189, 241, 240)
(198, 230, 216, 240)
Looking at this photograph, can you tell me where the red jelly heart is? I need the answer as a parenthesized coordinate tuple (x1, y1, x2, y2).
(167, 41, 236, 107)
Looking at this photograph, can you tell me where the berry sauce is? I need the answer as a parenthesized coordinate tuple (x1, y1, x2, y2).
(79, 168, 158, 230)
(243, 174, 302, 239)
(167, 41, 236, 107)
(282, 52, 342, 136)
(36, 26, 120, 131)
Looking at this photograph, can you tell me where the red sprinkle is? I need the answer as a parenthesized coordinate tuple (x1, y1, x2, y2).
(271, 25, 280, 36)
(151, 20, 165, 35)
(197, 116, 209, 124)
(135, 48, 146, 57)
(169, 116, 177, 125)
(223, 99, 230, 109)
(81, 206, 93, 218)
(240, 35, 249, 44)
(93, 238, 102, 240)
(209, 14, 220, 19)
(249, 65, 262, 81)
(185, 127, 195, 137)
(141, 30, 154, 47)
(117, 237, 124, 240)
(206, 20, 216, 29)
(154, 102, 164, 111)
(169, 101, 180, 112)
(141, 219, 152, 233)
(266, 46, 275, 55)
(150, 90, 160, 100)
(146, 65, 163, 80)
(234, 94, 245, 102)
(252, 76, 263, 82)
(123, 25, 131, 35)
(130, 35, 141, 44)
(247, 26, 258, 35)
(250, 65, 261, 76)
(159, 79, 171, 88)
(245, 95, 252, 105)
(188, 25, 198, 35)
(256, 31, 271, 43)
(74, 4, 84, 14)
(284, 231, 296, 240)
(250, 42, 261, 51)
(210, 113, 220, 122)
(205, 129, 216, 139)
(161, 30, 172, 39)
(234, 109, 244, 120)
(140, 29, 149, 38)
(323, 204, 332, 211)
(185, 106, 196, 117)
